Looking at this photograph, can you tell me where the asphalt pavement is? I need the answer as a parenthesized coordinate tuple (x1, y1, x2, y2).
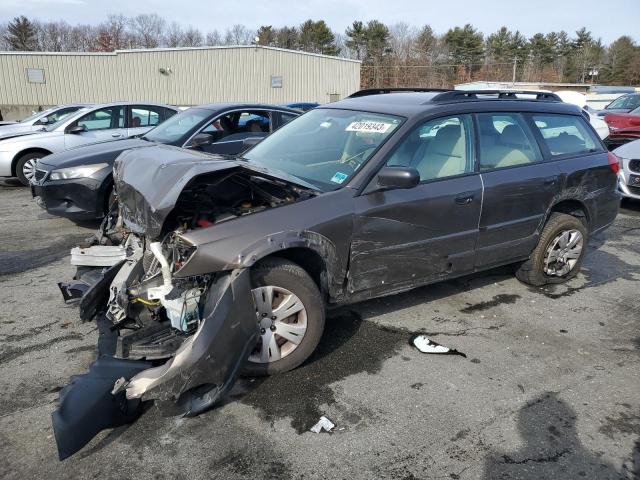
(0, 179, 638, 479)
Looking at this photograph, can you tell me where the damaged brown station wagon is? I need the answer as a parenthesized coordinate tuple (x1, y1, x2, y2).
(53, 89, 621, 458)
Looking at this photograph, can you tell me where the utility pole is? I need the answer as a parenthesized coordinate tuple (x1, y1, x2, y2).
(512, 57, 517, 86)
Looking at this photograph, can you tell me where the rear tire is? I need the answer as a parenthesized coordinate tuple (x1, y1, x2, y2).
(242, 258, 325, 377)
(515, 213, 588, 286)
(16, 152, 45, 186)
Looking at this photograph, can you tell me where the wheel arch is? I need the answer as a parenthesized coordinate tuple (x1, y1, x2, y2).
(11, 148, 52, 176)
(546, 198, 591, 230)
(259, 247, 329, 300)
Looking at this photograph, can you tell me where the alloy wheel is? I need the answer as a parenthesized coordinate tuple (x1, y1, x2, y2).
(543, 229, 584, 277)
(22, 157, 40, 182)
(249, 285, 308, 363)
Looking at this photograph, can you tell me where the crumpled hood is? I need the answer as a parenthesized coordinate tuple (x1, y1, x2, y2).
(39, 138, 151, 169)
(114, 144, 316, 239)
(114, 145, 239, 237)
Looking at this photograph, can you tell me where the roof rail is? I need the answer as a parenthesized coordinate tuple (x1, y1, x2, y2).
(348, 87, 451, 98)
(432, 90, 562, 103)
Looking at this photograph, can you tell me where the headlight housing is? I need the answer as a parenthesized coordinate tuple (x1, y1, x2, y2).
(49, 163, 109, 180)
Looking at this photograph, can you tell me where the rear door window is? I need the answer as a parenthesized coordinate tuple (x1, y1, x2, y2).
(77, 107, 124, 131)
(129, 106, 166, 128)
(531, 114, 601, 157)
(476, 113, 542, 170)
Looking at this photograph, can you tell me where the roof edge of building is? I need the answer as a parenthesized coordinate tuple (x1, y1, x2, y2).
(0, 45, 362, 63)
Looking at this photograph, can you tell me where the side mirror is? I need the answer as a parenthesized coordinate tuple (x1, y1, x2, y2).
(242, 137, 263, 149)
(376, 166, 420, 190)
(68, 124, 86, 134)
(190, 133, 214, 148)
(36, 117, 49, 125)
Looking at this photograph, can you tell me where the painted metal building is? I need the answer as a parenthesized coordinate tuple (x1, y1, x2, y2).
(0, 46, 361, 120)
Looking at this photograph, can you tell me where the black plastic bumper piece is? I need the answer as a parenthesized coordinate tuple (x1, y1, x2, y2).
(58, 281, 90, 303)
(52, 356, 152, 460)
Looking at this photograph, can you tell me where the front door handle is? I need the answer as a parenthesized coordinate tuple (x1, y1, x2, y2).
(455, 192, 475, 205)
(112, 133, 123, 138)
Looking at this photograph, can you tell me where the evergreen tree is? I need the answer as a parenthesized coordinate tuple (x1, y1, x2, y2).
(5, 16, 38, 51)
(345, 21, 368, 60)
(444, 24, 484, 71)
(299, 20, 339, 55)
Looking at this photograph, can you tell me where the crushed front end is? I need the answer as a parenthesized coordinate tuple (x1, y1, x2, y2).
(52, 146, 316, 459)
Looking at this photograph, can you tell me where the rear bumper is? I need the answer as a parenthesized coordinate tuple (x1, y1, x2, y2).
(32, 177, 105, 219)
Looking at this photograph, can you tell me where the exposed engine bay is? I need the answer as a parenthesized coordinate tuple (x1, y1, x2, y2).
(52, 153, 318, 460)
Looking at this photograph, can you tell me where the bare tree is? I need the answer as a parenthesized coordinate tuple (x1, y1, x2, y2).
(224, 24, 254, 45)
(388, 22, 419, 63)
(182, 27, 203, 47)
(164, 22, 184, 47)
(69, 24, 97, 51)
(205, 30, 222, 46)
(95, 14, 132, 51)
(131, 13, 165, 48)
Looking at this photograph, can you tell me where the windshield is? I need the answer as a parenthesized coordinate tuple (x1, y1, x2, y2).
(607, 94, 640, 110)
(20, 107, 57, 124)
(45, 107, 91, 131)
(243, 108, 403, 191)
(143, 108, 211, 143)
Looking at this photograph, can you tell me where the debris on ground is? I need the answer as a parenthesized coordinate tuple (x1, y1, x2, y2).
(310, 416, 335, 433)
(411, 335, 467, 358)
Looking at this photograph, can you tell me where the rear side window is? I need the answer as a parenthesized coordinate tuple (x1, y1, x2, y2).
(476, 113, 542, 170)
(130, 106, 167, 128)
(531, 115, 601, 157)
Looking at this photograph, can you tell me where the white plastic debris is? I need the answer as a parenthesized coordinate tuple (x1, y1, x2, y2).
(70, 245, 127, 266)
(412, 335, 467, 358)
(310, 416, 335, 433)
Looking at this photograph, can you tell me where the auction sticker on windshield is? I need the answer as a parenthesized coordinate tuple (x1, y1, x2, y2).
(346, 121, 393, 134)
(330, 172, 349, 184)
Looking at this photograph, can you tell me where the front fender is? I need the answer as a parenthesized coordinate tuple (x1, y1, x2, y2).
(175, 230, 345, 298)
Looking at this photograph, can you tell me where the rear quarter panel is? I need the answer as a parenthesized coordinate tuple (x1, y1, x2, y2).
(554, 152, 619, 233)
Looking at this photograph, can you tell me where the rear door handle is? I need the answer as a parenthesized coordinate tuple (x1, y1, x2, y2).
(112, 133, 123, 138)
(455, 192, 475, 205)
(543, 176, 557, 186)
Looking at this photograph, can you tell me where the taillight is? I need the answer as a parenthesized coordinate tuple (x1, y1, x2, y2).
(608, 152, 620, 174)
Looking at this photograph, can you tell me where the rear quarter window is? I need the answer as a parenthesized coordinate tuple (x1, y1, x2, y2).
(531, 114, 602, 157)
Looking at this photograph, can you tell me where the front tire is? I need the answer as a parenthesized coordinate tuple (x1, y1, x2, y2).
(16, 152, 45, 186)
(515, 213, 588, 286)
(242, 258, 325, 377)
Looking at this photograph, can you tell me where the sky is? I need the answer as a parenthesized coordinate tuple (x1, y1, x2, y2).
(1, 0, 639, 43)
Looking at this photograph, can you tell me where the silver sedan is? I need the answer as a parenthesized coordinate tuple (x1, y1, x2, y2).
(0, 104, 90, 141)
(0, 102, 178, 185)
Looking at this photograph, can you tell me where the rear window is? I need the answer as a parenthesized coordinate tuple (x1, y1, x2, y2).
(531, 115, 601, 157)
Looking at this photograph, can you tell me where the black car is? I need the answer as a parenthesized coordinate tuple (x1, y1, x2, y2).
(54, 89, 620, 459)
(31, 104, 301, 220)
